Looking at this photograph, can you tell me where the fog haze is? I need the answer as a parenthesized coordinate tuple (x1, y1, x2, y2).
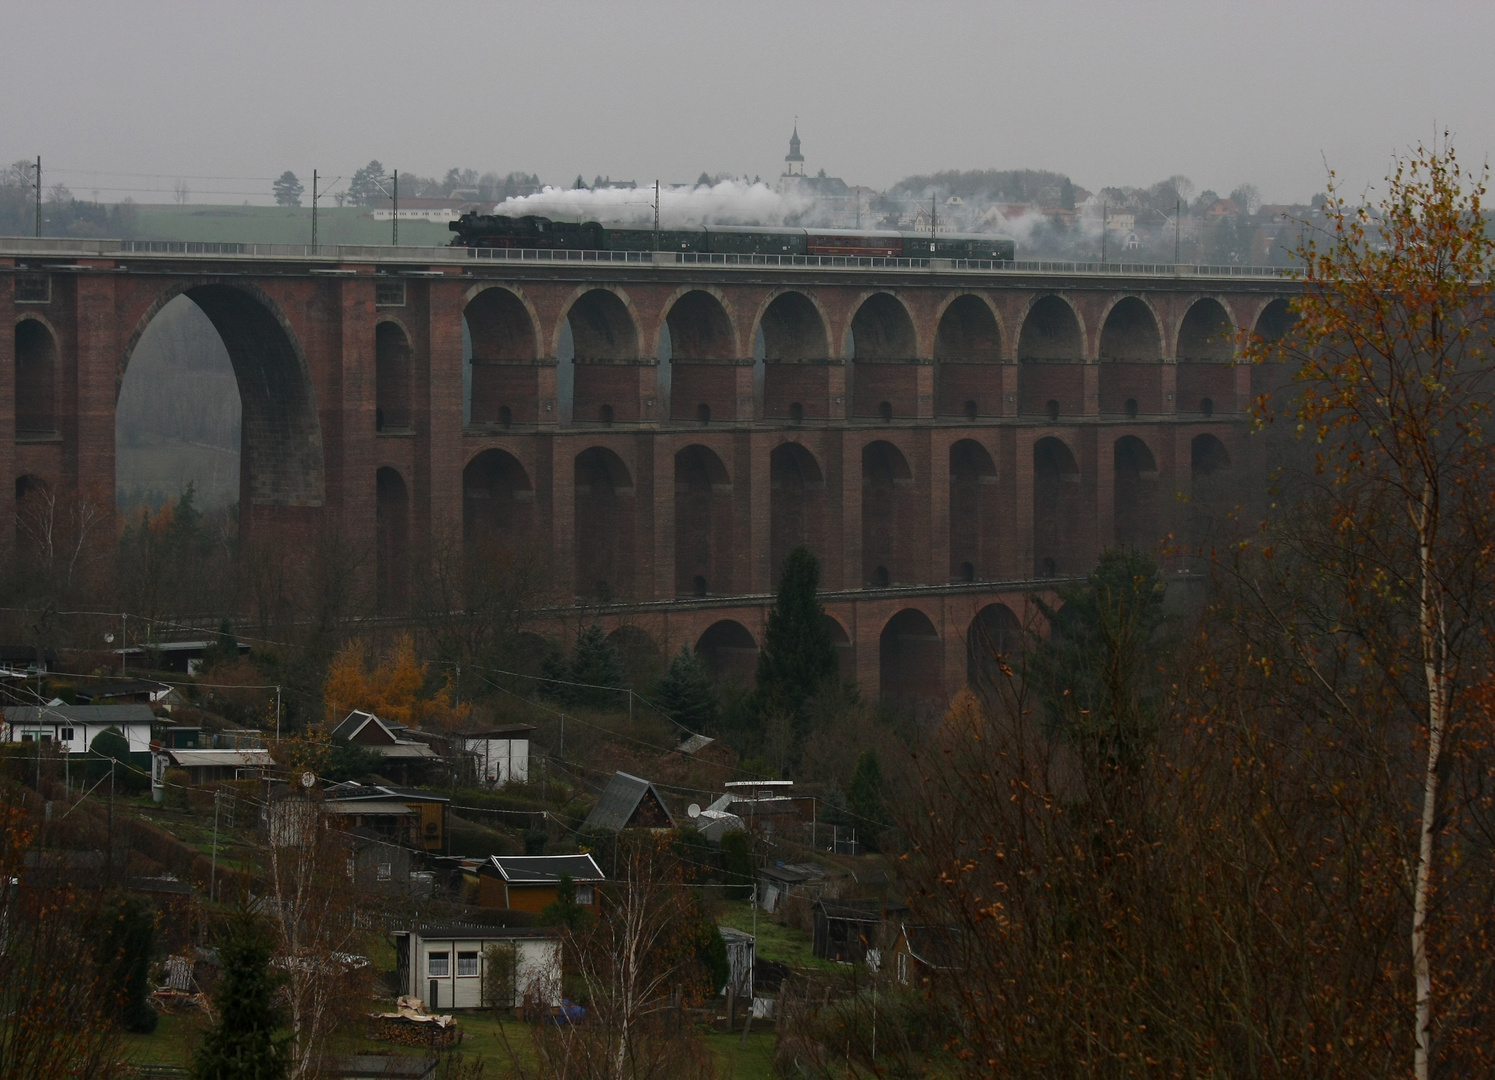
(2, 0, 1491, 202)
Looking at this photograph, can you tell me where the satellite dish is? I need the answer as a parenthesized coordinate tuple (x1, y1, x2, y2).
(301, 771, 316, 789)
(687, 803, 701, 819)
(104, 633, 114, 644)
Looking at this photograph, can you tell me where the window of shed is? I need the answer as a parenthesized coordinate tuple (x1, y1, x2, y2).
(576, 885, 595, 906)
(377, 862, 392, 881)
(428, 952, 450, 977)
(457, 952, 480, 977)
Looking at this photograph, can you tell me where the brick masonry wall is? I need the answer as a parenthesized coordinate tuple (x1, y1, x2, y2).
(1, 257, 1291, 708)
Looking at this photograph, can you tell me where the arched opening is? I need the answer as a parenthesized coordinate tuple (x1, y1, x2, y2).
(1113, 435, 1160, 551)
(936, 296, 1002, 419)
(880, 609, 944, 717)
(851, 293, 918, 419)
(1033, 436, 1082, 577)
(464, 287, 538, 426)
(462, 448, 535, 555)
(1253, 298, 1294, 342)
(824, 615, 855, 684)
(695, 619, 758, 685)
(1098, 297, 1161, 360)
(15, 319, 57, 437)
(949, 439, 997, 582)
(674, 445, 733, 597)
(1189, 433, 1234, 549)
(760, 291, 829, 360)
(967, 603, 1022, 693)
(375, 322, 413, 432)
(1200, 397, 1214, 417)
(1018, 295, 1083, 360)
(567, 289, 640, 426)
(115, 297, 240, 514)
(666, 290, 736, 423)
(789, 402, 804, 423)
(375, 467, 410, 611)
(760, 292, 832, 420)
(770, 442, 827, 582)
(1125, 397, 1139, 419)
(1019, 296, 1084, 417)
(1251, 297, 1297, 402)
(851, 293, 916, 360)
(935, 294, 1002, 361)
(862, 440, 915, 586)
(574, 447, 635, 600)
(665, 290, 733, 361)
(1176, 298, 1235, 361)
(119, 285, 321, 544)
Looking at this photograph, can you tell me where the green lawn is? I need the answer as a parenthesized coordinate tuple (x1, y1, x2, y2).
(120, 1011, 204, 1067)
(717, 899, 842, 972)
(128, 204, 454, 247)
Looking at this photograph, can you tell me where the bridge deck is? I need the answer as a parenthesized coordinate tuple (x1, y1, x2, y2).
(0, 235, 1299, 281)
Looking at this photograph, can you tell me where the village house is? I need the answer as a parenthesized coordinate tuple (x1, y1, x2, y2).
(892, 923, 962, 986)
(395, 925, 562, 1011)
(324, 782, 451, 852)
(476, 853, 605, 914)
(461, 724, 533, 787)
(583, 771, 675, 832)
(813, 897, 910, 964)
(2, 703, 158, 758)
(151, 747, 275, 788)
(331, 710, 439, 781)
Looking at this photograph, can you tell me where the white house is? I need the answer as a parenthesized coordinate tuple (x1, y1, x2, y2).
(394, 925, 561, 1011)
(2, 704, 157, 755)
(462, 725, 533, 787)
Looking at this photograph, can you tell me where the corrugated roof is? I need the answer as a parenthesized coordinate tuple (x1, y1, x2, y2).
(324, 800, 417, 816)
(583, 771, 675, 832)
(4, 704, 156, 726)
(485, 854, 605, 884)
(163, 749, 274, 768)
(403, 925, 561, 941)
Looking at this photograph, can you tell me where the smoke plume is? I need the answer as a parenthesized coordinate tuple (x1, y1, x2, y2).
(490, 179, 815, 227)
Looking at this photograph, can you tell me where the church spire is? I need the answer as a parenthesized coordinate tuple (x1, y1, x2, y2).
(784, 120, 804, 177)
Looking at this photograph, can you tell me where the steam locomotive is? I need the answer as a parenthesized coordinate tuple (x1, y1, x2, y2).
(448, 212, 1017, 261)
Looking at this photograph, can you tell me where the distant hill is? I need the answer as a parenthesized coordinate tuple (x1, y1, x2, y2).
(887, 169, 1082, 207)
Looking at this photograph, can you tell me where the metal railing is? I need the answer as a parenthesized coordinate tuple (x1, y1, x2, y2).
(0, 235, 1302, 279)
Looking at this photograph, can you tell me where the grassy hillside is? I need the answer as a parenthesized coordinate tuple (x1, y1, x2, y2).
(128, 203, 454, 247)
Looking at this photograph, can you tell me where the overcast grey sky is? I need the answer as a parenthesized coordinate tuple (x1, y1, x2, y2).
(4, 0, 1492, 205)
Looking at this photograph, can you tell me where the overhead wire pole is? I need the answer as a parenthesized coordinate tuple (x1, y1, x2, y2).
(312, 170, 318, 250)
(34, 156, 41, 237)
(392, 169, 398, 245)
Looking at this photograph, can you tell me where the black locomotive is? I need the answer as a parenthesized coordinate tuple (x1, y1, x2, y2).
(448, 212, 1017, 261)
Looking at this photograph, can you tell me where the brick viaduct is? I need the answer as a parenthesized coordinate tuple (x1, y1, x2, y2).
(1, 239, 1297, 714)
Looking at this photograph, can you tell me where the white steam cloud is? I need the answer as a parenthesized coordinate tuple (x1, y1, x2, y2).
(490, 179, 816, 227)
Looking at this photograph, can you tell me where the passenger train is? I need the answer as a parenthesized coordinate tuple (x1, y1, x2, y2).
(448, 212, 1017, 262)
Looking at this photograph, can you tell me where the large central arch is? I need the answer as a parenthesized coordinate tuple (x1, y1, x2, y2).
(120, 284, 325, 530)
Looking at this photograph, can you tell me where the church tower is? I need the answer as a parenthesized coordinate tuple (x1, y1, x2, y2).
(784, 124, 805, 177)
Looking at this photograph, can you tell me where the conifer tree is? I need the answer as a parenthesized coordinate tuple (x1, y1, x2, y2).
(569, 624, 627, 709)
(753, 546, 837, 721)
(192, 910, 290, 1080)
(653, 645, 719, 731)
